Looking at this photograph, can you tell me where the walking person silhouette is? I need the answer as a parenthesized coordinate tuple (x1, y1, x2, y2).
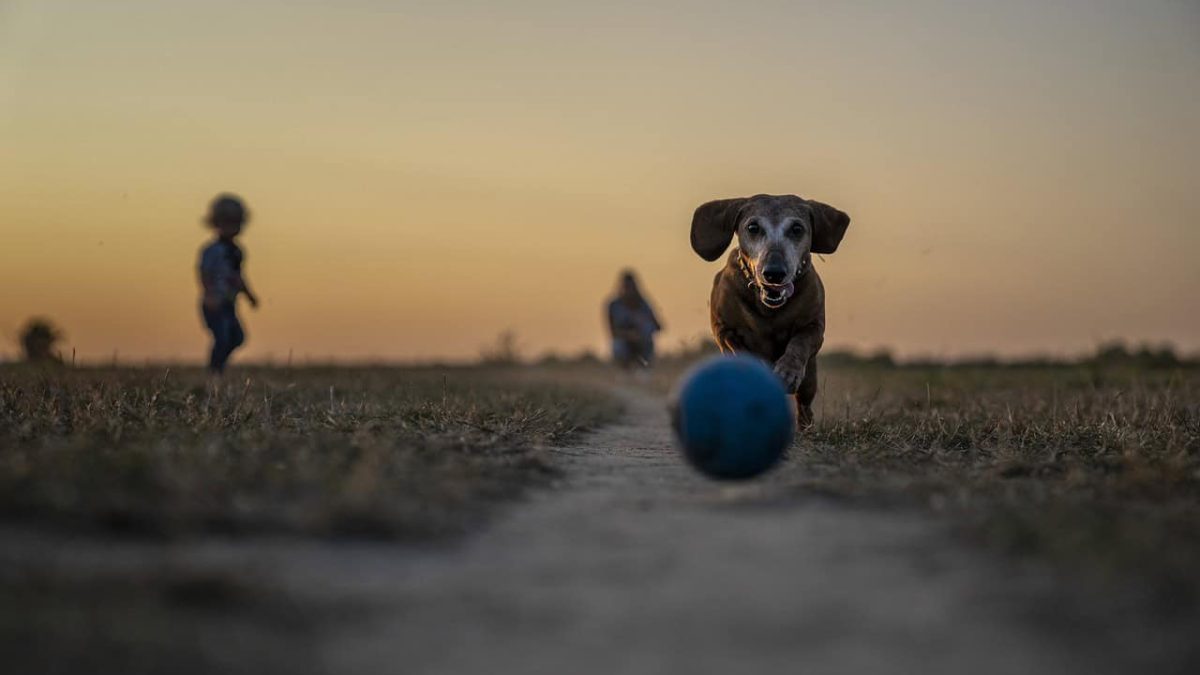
(198, 194, 258, 375)
(606, 269, 661, 371)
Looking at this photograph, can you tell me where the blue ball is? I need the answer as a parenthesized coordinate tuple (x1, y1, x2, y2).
(670, 355, 795, 480)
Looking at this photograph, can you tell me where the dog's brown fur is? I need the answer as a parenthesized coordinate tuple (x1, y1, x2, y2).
(691, 194, 850, 427)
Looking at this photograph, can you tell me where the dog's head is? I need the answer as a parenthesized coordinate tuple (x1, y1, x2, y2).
(691, 194, 850, 310)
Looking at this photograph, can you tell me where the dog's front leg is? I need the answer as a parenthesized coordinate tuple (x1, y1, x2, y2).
(714, 326, 747, 355)
(773, 324, 823, 394)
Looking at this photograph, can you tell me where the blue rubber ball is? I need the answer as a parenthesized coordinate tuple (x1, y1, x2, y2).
(670, 355, 795, 480)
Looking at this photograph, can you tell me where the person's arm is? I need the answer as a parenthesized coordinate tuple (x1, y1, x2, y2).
(645, 301, 662, 333)
(237, 273, 259, 308)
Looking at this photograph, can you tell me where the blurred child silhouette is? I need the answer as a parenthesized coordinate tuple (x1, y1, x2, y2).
(607, 269, 661, 370)
(198, 194, 258, 375)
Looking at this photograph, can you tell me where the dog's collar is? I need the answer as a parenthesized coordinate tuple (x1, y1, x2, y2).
(735, 248, 753, 284)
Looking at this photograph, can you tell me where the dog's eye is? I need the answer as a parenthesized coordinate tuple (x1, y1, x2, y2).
(745, 222, 763, 236)
(788, 223, 806, 238)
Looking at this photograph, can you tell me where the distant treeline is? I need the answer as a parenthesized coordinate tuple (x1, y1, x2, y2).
(529, 338, 1197, 370)
(819, 340, 1196, 370)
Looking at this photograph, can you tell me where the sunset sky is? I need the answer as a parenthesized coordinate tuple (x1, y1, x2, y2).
(2, 0, 1198, 362)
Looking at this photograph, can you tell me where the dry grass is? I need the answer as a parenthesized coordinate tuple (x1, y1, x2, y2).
(649, 357, 1200, 607)
(0, 364, 620, 674)
(2, 360, 1198, 671)
(0, 364, 619, 538)
(789, 364, 1200, 607)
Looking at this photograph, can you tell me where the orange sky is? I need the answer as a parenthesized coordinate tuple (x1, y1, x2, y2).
(2, 0, 1198, 362)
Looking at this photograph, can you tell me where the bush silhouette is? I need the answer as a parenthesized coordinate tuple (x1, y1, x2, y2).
(19, 318, 64, 363)
(480, 330, 522, 365)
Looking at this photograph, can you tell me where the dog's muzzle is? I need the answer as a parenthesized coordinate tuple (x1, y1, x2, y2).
(751, 257, 808, 310)
(737, 250, 808, 311)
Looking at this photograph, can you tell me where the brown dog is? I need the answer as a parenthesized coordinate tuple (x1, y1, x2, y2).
(690, 194, 851, 427)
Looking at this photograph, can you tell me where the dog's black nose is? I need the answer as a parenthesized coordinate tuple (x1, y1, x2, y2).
(762, 267, 788, 285)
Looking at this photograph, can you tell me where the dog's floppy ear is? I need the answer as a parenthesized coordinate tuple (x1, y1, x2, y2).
(807, 200, 850, 254)
(691, 198, 746, 261)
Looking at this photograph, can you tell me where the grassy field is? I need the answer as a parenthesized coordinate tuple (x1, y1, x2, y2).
(0, 364, 619, 538)
(792, 364, 1200, 610)
(3, 361, 1195, 578)
(643, 357, 1200, 610)
(0, 364, 622, 674)
(1, 360, 1197, 672)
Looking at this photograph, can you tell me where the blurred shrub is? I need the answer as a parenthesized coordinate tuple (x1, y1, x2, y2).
(18, 318, 63, 363)
(480, 330, 522, 365)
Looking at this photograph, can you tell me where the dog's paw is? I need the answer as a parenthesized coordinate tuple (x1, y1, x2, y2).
(773, 360, 807, 393)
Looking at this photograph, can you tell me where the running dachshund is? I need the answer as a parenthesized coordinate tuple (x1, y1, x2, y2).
(690, 194, 851, 427)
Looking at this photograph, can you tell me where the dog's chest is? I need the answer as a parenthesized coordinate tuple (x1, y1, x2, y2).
(736, 321, 794, 362)
(716, 268, 821, 363)
(717, 298, 793, 360)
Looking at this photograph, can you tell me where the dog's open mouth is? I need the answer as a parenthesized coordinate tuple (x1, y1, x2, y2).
(758, 281, 794, 309)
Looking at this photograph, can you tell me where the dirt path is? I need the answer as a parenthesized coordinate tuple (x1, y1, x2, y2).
(276, 387, 1176, 675)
